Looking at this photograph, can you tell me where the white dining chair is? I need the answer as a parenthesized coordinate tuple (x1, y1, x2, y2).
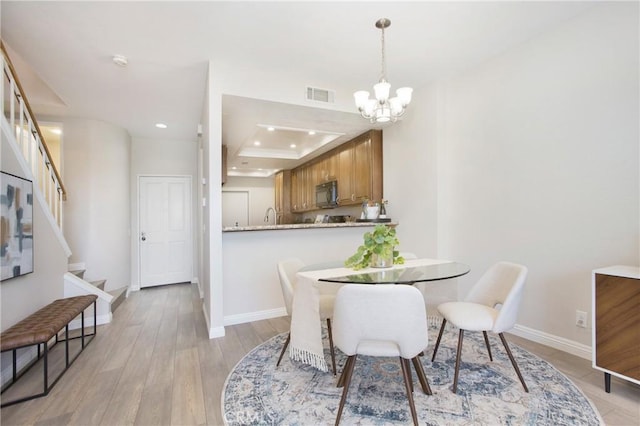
(399, 252, 417, 260)
(276, 258, 337, 375)
(431, 261, 529, 393)
(333, 284, 432, 426)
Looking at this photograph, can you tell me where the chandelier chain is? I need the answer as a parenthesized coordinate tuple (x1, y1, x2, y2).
(380, 24, 386, 82)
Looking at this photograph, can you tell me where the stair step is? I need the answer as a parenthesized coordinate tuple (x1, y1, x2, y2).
(108, 287, 127, 313)
(70, 269, 85, 279)
(90, 279, 106, 290)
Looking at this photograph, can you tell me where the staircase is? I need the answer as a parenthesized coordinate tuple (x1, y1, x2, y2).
(69, 270, 127, 313)
(65, 268, 127, 326)
(2, 42, 127, 327)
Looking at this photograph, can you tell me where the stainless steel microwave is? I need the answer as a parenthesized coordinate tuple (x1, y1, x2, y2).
(316, 180, 338, 208)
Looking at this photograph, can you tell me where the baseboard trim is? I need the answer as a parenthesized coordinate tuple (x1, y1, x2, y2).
(511, 324, 592, 360)
(202, 302, 225, 339)
(223, 308, 287, 327)
(209, 326, 226, 339)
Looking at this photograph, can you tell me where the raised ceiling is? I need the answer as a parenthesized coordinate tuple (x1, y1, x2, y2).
(1, 1, 596, 177)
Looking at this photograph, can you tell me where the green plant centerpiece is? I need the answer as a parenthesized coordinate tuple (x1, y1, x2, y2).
(345, 224, 405, 270)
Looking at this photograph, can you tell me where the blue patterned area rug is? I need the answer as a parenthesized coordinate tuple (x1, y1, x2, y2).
(222, 325, 602, 425)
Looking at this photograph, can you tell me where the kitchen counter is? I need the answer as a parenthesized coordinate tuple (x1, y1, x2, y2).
(222, 221, 397, 232)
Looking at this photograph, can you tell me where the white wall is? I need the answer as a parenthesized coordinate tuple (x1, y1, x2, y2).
(222, 226, 373, 322)
(130, 137, 198, 290)
(205, 63, 225, 338)
(207, 3, 639, 351)
(223, 176, 275, 226)
(63, 118, 131, 290)
(391, 3, 638, 350)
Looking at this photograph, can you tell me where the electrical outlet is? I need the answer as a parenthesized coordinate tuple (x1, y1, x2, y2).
(576, 310, 588, 328)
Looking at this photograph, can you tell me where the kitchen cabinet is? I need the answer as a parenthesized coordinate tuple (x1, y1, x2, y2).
(592, 266, 640, 393)
(274, 170, 291, 224)
(337, 130, 383, 206)
(290, 167, 301, 212)
(338, 145, 355, 204)
(318, 153, 339, 183)
(287, 129, 382, 213)
(291, 165, 314, 212)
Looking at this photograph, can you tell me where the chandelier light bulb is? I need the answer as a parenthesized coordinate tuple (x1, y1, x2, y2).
(354, 18, 412, 124)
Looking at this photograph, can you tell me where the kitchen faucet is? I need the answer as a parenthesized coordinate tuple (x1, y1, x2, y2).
(264, 207, 276, 224)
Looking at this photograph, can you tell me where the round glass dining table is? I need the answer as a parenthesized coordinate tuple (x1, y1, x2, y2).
(309, 261, 470, 285)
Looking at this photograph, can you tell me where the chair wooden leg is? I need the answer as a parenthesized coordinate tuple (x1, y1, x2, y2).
(400, 358, 419, 426)
(327, 318, 337, 376)
(276, 333, 290, 367)
(431, 318, 447, 362)
(337, 355, 354, 388)
(452, 329, 464, 393)
(498, 333, 529, 393)
(411, 356, 432, 395)
(482, 331, 493, 361)
(401, 357, 414, 393)
(335, 355, 357, 426)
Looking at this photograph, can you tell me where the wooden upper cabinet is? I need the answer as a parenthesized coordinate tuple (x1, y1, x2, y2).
(336, 130, 383, 206)
(353, 136, 372, 202)
(287, 129, 382, 212)
(275, 170, 292, 223)
(337, 144, 355, 204)
(290, 168, 300, 212)
(318, 153, 339, 183)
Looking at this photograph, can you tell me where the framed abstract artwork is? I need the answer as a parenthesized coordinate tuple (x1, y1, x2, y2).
(1, 172, 34, 281)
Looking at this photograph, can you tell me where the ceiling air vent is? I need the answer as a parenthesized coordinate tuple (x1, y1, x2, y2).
(306, 86, 335, 103)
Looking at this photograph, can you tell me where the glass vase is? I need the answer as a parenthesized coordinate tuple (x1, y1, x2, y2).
(370, 252, 393, 268)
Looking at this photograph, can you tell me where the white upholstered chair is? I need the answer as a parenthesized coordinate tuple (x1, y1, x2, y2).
(431, 261, 529, 393)
(333, 284, 432, 426)
(399, 252, 417, 260)
(276, 258, 337, 375)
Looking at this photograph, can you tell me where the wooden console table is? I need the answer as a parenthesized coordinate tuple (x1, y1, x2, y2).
(592, 265, 640, 393)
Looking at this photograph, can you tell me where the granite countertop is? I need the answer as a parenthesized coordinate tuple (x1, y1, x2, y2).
(222, 221, 397, 232)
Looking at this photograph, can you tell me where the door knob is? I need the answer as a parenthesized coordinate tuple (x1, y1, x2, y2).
(141, 232, 146, 241)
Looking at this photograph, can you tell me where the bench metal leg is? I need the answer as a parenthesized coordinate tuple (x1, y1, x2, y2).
(43, 343, 48, 394)
(12, 349, 17, 382)
(65, 325, 70, 367)
(81, 309, 86, 348)
(0, 301, 98, 408)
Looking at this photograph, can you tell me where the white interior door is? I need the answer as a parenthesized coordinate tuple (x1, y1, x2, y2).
(139, 176, 192, 288)
(222, 191, 249, 227)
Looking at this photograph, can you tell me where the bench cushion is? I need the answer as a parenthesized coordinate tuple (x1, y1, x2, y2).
(1, 295, 98, 352)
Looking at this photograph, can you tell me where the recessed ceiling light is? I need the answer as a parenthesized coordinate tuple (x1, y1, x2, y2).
(51, 128, 62, 135)
(232, 166, 237, 170)
(112, 54, 128, 67)
(267, 127, 275, 132)
(290, 144, 296, 148)
(254, 141, 261, 146)
(155, 123, 167, 129)
(308, 130, 316, 135)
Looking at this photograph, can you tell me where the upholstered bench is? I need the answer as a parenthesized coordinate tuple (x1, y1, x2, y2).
(0, 294, 98, 407)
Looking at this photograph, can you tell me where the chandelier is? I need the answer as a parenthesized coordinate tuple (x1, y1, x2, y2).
(354, 18, 413, 124)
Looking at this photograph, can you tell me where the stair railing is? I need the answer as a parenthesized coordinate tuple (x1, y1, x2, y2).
(1, 41, 66, 230)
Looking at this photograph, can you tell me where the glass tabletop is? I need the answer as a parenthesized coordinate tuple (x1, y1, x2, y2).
(318, 262, 470, 284)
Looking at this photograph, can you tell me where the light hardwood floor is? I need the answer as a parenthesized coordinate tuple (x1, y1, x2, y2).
(1, 282, 638, 425)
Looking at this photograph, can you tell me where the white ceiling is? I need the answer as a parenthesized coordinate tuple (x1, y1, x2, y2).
(1, 1, 596, 177)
